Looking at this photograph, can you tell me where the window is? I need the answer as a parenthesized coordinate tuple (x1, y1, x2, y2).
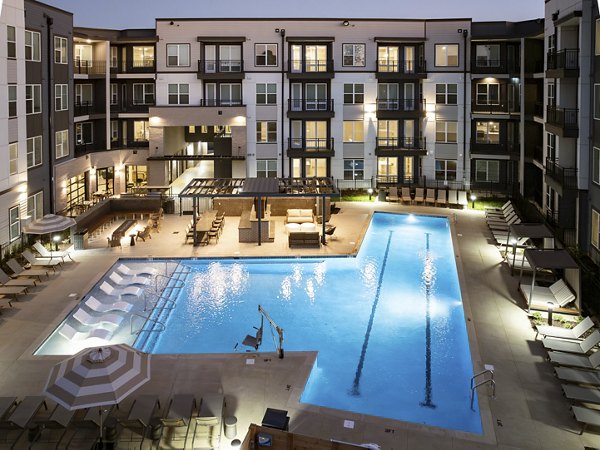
(27, 191, 43, 222)
(7, 26, 16, 59)
(255, 44, 277, 66)
(476, 83, 499, 105)
(256, 83, 276, 105)
(110, 46, 118, 68)
(8, 85, 17, 118)
(476, 121, 500, 144)
(256, 121, 277, 143)
(435, 159, 457, 181)
(344, 159, 364, 180)
(133, 83, 155, 105)
(593, 147, 600, 185)
(167, 44, 189, 66)
(435, 121, 457, 143)
(75, 122, 93, 145)
(343, 121, 364, 143)
(133, 46, 154, 67)
(377, 157, 398, 180)
(547, 82, 555, 106)
(168, 84, 189, 105)
(475, 44, 500, 67)
(595, 84, 600, 120)
(75, 84, 93, 106)
(26, 135, 42, 168)
(134, 121, 149, 141)
(257, 160, 278, 178)
(54, 36, 68, 64)
(74, 44, 92, 65)
(377, 120, 398, 147)
(9, 143, 18, 175)
(475, 160, 500, 182)
(378, 46, 399, 72)
(377, 83, 399, 110)
(25, 30, 40, 61)
(111, 120, 119, 143)
(9, 206, 20, 242)
(110, 83, 118, 105)
(26, 84, 41, 114)
(219, 83, 242, 105)
(593, 209, 600, 250)
(343, 83, 364, 104)
(304, 158, 328, 177)
(435, 44, 458, 67)
(55, 84, 68, 111)
(436, 84, 457, 104)
(343, 44, 365, 67)
(596, 19, 600, 56)
(55, 130, 69, 158)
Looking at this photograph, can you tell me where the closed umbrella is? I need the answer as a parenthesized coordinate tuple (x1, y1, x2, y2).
(24, 214, 76, 235)
(44, 344, 151, 442)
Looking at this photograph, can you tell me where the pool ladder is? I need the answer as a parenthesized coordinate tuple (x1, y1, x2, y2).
(470, 369, 496, 410)
(130, 312, 166, 335)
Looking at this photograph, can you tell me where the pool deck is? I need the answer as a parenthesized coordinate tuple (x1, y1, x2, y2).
(0, 201, 598, 449)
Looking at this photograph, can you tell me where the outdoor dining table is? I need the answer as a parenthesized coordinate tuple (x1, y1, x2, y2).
(193, 210, 218, 244)
(112, 219, 137, 240)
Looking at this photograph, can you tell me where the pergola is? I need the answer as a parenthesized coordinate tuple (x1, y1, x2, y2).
(178, 177, 340, 246)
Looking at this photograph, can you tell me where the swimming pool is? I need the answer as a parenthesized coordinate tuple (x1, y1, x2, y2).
(137, 212, 481, 433)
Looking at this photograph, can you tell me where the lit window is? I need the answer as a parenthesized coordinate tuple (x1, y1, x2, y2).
(343, 121, 364, 143)
(435, 44, 459, 67)
(475, 44, 500, 67)
(256, 121, 277, 143)
(592, 209, 600, 249)
(476, 121, 500, 144)
(9, 142, 18, 175)
(133, 46, 154, 68)
(133, 121, 149, 141)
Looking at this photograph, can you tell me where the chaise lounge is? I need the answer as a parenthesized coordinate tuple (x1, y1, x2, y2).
(289, 231, 321, 248)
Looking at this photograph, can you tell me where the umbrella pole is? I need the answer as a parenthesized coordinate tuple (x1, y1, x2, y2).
(99, 407, 103, 443)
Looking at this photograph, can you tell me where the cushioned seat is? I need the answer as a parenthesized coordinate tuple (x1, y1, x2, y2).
(286, 209, 313, 224)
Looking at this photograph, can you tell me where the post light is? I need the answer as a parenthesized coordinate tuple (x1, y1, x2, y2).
(367, 188, 374, 201)
(470, 194, 477, 209)
(547, 302, 554, 326)
(53, 235, 61, 251)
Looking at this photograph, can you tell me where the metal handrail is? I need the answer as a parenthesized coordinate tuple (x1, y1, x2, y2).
(130, 312, 166, 335)
(470, 369, 496, 410)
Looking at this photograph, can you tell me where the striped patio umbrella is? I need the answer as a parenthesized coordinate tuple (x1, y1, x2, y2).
(24, 214, 76, 235)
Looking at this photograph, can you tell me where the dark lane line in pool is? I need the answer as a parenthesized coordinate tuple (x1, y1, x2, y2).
(350, 229, 394, 396)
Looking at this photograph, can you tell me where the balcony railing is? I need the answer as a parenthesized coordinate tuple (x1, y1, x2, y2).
(74, 139, 106, 157)
(74, 59, 106, 75)
(288, 99, 334, 112)
(74, 102, 101, 116)
(112, 102, 154, 113)
(198, 60, 244, 74)
(547, 49, 579, 71)
(472, 58, 520, 74)
(199, 99, 243, 107)
(376, 59, 426, 74)
(545, 158, 578, 190)
(376, 98, 423, 112)
(288, 137, 334, 151)
(289, 59, 334, 73)
(546, 106, 578, 131)
(533, 101, 543, 118)
(376, 137, 426, 150)
(126, 140, 150, 148)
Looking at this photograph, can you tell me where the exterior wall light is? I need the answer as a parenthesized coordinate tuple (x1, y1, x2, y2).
(342, 20, 350, 27)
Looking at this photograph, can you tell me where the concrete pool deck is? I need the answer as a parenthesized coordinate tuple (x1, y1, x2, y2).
(0, 201, 597, 449)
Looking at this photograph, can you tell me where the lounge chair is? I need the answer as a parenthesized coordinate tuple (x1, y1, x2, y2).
(58, 323, 113, 341)
(413, 188, 425, 204)
(0, 397, 17, 423)
(72, 308, 125, 328)
(572, 405, 600, 434)
(520, 279, 576, 309)
(388, 186, 399, 202)
(562, 384, 600, 405)
(84, 295, 132, 313)
(542, 330, 600, 354)
(401, 187, 412, 204)
(447, 189, 458, 206)
(0, 396, 47, 446)
(109, 271, 150, 287)
(487, 215, 521, 231)
(192, 394, 224, 450)
(158, 394, 197, 448)
(0, 268, 37, 288)
(486, 204, 515, 219)
(487, 211, 518, 226)
(536, 316, 595, 340)
(30, 403, 76, 448)
(547, 349, 600, 369)
(118, 395, 161, 447)
(425, 189, 436, 205)
(22, 249, 61, 271)
(436, 189, 447, 207)
(555, 366, 600, 386)
(485, 200, 512, 216)
(0, 286, 28, 303)
(6, 258, 49, 281)
(116, 264, 158, 277)
(457, 191, 468, 209)
(99, 281, 144, 298)
(33, 241, 74, 263)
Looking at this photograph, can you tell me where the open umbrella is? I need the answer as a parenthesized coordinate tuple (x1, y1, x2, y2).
(24, 214, 76, 235)
(43, 344, 151, 442)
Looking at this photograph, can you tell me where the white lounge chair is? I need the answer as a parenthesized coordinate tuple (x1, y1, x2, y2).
(572, 405, 600, 434)
(485, 200, 512, 216)
(116, 264, 158, 277)
(109, 272, 150, 287)
(425, 189, 436, 205)
(447, 190, 458, 206)
(488, 216, 522, 231)
(486, 204, 515, 219)
(401, 187, 412, 204)
(486, 210, 518, 225)
(22, 249, 61, 271)
(555, 367, 600, 386)
(388, 187, 399, 202)
(519, 279, 576, 309)
(58, 323, 113, 341)
(536, 317, 595, 340)
(99, 281, 143, 298)
(436, 189, 447, 206)
(547, 349, 600, 369)
(73, 309, 124, 328)
(457, 191, 468, 209)
(33, 242, 74, 263)
(85, 295, 132, 313)
(562, 384, 600, 405)
(413, 188, 425, 204)
(542, 330, 600, 354)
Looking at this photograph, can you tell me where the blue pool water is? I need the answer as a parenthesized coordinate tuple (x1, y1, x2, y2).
(138, 212, 482, 433)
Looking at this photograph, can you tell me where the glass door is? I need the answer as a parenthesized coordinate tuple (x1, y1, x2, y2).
(404, 83, 415, 111)
(291, 45, 302, 73)
(305, 83, 327, 110)
(404, 46, 415, 73)
(305, 45, 327, 72)
(403, 120, 414, 148)
(291, 83, 302, 111)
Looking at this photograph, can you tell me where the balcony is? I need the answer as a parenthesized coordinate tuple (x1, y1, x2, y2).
(126, 140, 150, 148)
(199, 99, 244, 107)
(74, 102, 104, 117)
(545, 158, 578, 190)
(533, 101, 543, 119)
(376, 99, 426, 119)
(471, 59, 520, 75)
(74, 139, 106, 157)
(287, 138, 335, 157)
(74, 60, 106, 76)
(197, 60, 245, 80)
(375, 137, 427, 156)
(546, 106, 578, 137)
(111, 59, 155, 74)
(111, 102, 154, 114)
(287, 99, 334, 118)
(376, 60, 427, 80)
(546, 49, 579, 78)
(287, 60, 334, 79)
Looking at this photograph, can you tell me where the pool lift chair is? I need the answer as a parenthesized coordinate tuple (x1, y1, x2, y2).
(242, 305, 285, 358)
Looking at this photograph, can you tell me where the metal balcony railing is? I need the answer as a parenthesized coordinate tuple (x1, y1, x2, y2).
(376, 59, 427, 74)
(198, 60, 244, 74)
(545, 158, 578, 190)
(199, 99, 243, 107)
(547, 49, 579, 71)
(288, 99, 334, 112)
(376, 137, 426, 150)
(546, 106, 578, 131)
(376, 98, 424, 112)
(74, 59, 106, 75)
(288, 137, 334, 151)
(289, 59, 334, 73)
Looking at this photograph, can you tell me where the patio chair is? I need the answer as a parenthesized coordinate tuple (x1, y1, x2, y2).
(0, 398, 17, 422)
(436, 189, 447, 207)
(457, 191, 468, 209)
(486, 210, 518, 226)
(6, 258, 49, 281)
(118, 395, 161, 447)
(58, 323, 113, 342)
(487, 215, 521, 231)
(325, 225, 337, 241)
(535, 316, 595, 340)
(562, 384, 600, 405)
(157, 394, 197, 448)
(0, 396, 47, 448)
(388, 186, 399, 202)
(192, 394, 224, 450)
(116, 264, 158, 277)
(413, 188, 425, 204)
(542, 330, 600, 354)
(547, 348, 600, 369)
(520, 278, 576, 309)
(136, 226, 151, 242)
(22, 249, 61, 271)
(72, 308, 125, 328)
(30, 403, 76, 448)
(447, 189, 458, 206)
(484, 200, 512, 215)
(401, 187, 412, 204)
(99, 281, 144, 298)
(0, 285, 29, 304)
(109, 271, 150, 287)
(0, 268, 38, 288)
(486, 204, 515, 219)
(572, 405, 600, 434)
(84, 295, 132, 313)
(555, 366, 600, 387)
(425, 189, 436, 205)
(33, 241, 74, 263)
(107, 235, 122, 248)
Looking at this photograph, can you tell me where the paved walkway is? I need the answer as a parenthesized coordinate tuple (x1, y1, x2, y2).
(0, 201, 598, 449)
